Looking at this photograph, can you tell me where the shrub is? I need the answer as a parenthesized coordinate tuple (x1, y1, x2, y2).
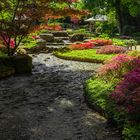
(70, 33, 85, 42)
(123, 124, 140, 140)
(124, 39, 138, 47)
(113, 38, 126, 47)
(96, 45, 126, 54)
(127, 50, 140, 57)
(0, 35, 15, 48)
(98, 33, 110, 39)
(85, 78, 116, 112)
(111, 66, 140, 122)
(68, 42, 95, 50)
(90, 39, 113, 46)
(97, 54, 139, 80)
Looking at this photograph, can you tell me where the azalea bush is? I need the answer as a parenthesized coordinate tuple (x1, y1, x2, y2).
(97, 54, 140, 80)
(0, 35, 15, 49)
(111, 66, 140, 122)
(96, 45, 126, 54)
(90, 39, 113, 46)
(68, 42, 95, 50)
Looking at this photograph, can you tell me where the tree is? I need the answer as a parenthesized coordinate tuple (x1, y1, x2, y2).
(82, 0, 140, 34)
(0, 0, 87, 56)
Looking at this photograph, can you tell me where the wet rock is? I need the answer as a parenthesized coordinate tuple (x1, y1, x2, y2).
(40, 34, 54, 42)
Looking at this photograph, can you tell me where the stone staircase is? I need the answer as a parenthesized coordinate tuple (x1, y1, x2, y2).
(39, 31, 73, 51)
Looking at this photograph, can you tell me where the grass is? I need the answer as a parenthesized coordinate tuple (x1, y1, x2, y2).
(85, 77, 140, 140)
(21, 41, 37, 49)
(54, 49, 115, 63)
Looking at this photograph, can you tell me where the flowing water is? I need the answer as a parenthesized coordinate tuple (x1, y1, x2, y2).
(0, 53, 121, 140)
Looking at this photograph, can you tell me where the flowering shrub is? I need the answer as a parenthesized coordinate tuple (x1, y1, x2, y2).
(90, 39, 113, 46)
(0, 36, 15, 48)
(68, 42, 95, 50)
(97, 54, 140, 80)
(96, 45, 126, 54)
(32, 24, 62, 32)
(111, 66, 140, 121)
(31, 35, 39, 40)
(44, 24, 62, 31)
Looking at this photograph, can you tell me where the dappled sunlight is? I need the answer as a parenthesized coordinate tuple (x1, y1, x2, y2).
(83, 111, 106, 127)
(59, 98, 75, 109)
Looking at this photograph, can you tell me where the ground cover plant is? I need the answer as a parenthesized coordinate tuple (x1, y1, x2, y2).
(54, 49, 115, 63)
(96, 45, 126, 54)
(85, 51, 140, 140)
(68, 42, 95, 50)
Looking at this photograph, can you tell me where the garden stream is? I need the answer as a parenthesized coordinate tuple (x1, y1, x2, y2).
(0, 53, 121, 140)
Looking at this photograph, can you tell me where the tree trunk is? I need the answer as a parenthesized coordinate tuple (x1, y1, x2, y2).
(114, 0, 124, 34)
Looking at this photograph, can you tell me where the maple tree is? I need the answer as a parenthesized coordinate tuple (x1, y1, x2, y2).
(0, 0, 88, 56)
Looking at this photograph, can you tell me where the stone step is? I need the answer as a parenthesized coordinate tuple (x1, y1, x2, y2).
(54, 37, 69, 40)
(52, 31, 69, 37)
(46, 43, 72, 45)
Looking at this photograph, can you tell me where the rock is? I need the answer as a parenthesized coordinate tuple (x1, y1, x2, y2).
(36, 39, 46, 47)
(40, 34, 54, 42)
(54, 37, 63, 43)
(16, 48, 27, 55)
(52, 31, 69, 37)
(11, 55, 32, 74)
(70, 34, 85, 42)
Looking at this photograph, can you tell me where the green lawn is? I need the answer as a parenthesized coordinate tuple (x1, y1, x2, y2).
(54, 49, 115, 63)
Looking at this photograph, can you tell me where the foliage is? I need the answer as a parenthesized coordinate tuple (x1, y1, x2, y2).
(85, 77, 116, 111)
(124, 39, 138, 47)
(82, 0, 140, 34)
(54, 49, 115, 62)
(96, 45, 126, 54)
(122, 124, 140, 140)
(68, 42, 94, 50)
(127, 50, 140, 57)
(70, 33, 85, 42)
(97, 54, 137, 80)
(90, 39, 113, 46)
(98, 33, 110, 39)
(113, 38, 127, 47)
(132, 32, 140, 37)
(21, 35, 38, 49)
(111, 66, 140, 122)
(0, 0, 86, 56)
(0, 51, 6, 57)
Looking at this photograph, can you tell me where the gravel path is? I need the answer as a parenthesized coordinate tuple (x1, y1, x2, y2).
(0, 53, 121, 140)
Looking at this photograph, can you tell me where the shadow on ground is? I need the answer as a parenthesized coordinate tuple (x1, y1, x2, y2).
(0, 54, 121, 140)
